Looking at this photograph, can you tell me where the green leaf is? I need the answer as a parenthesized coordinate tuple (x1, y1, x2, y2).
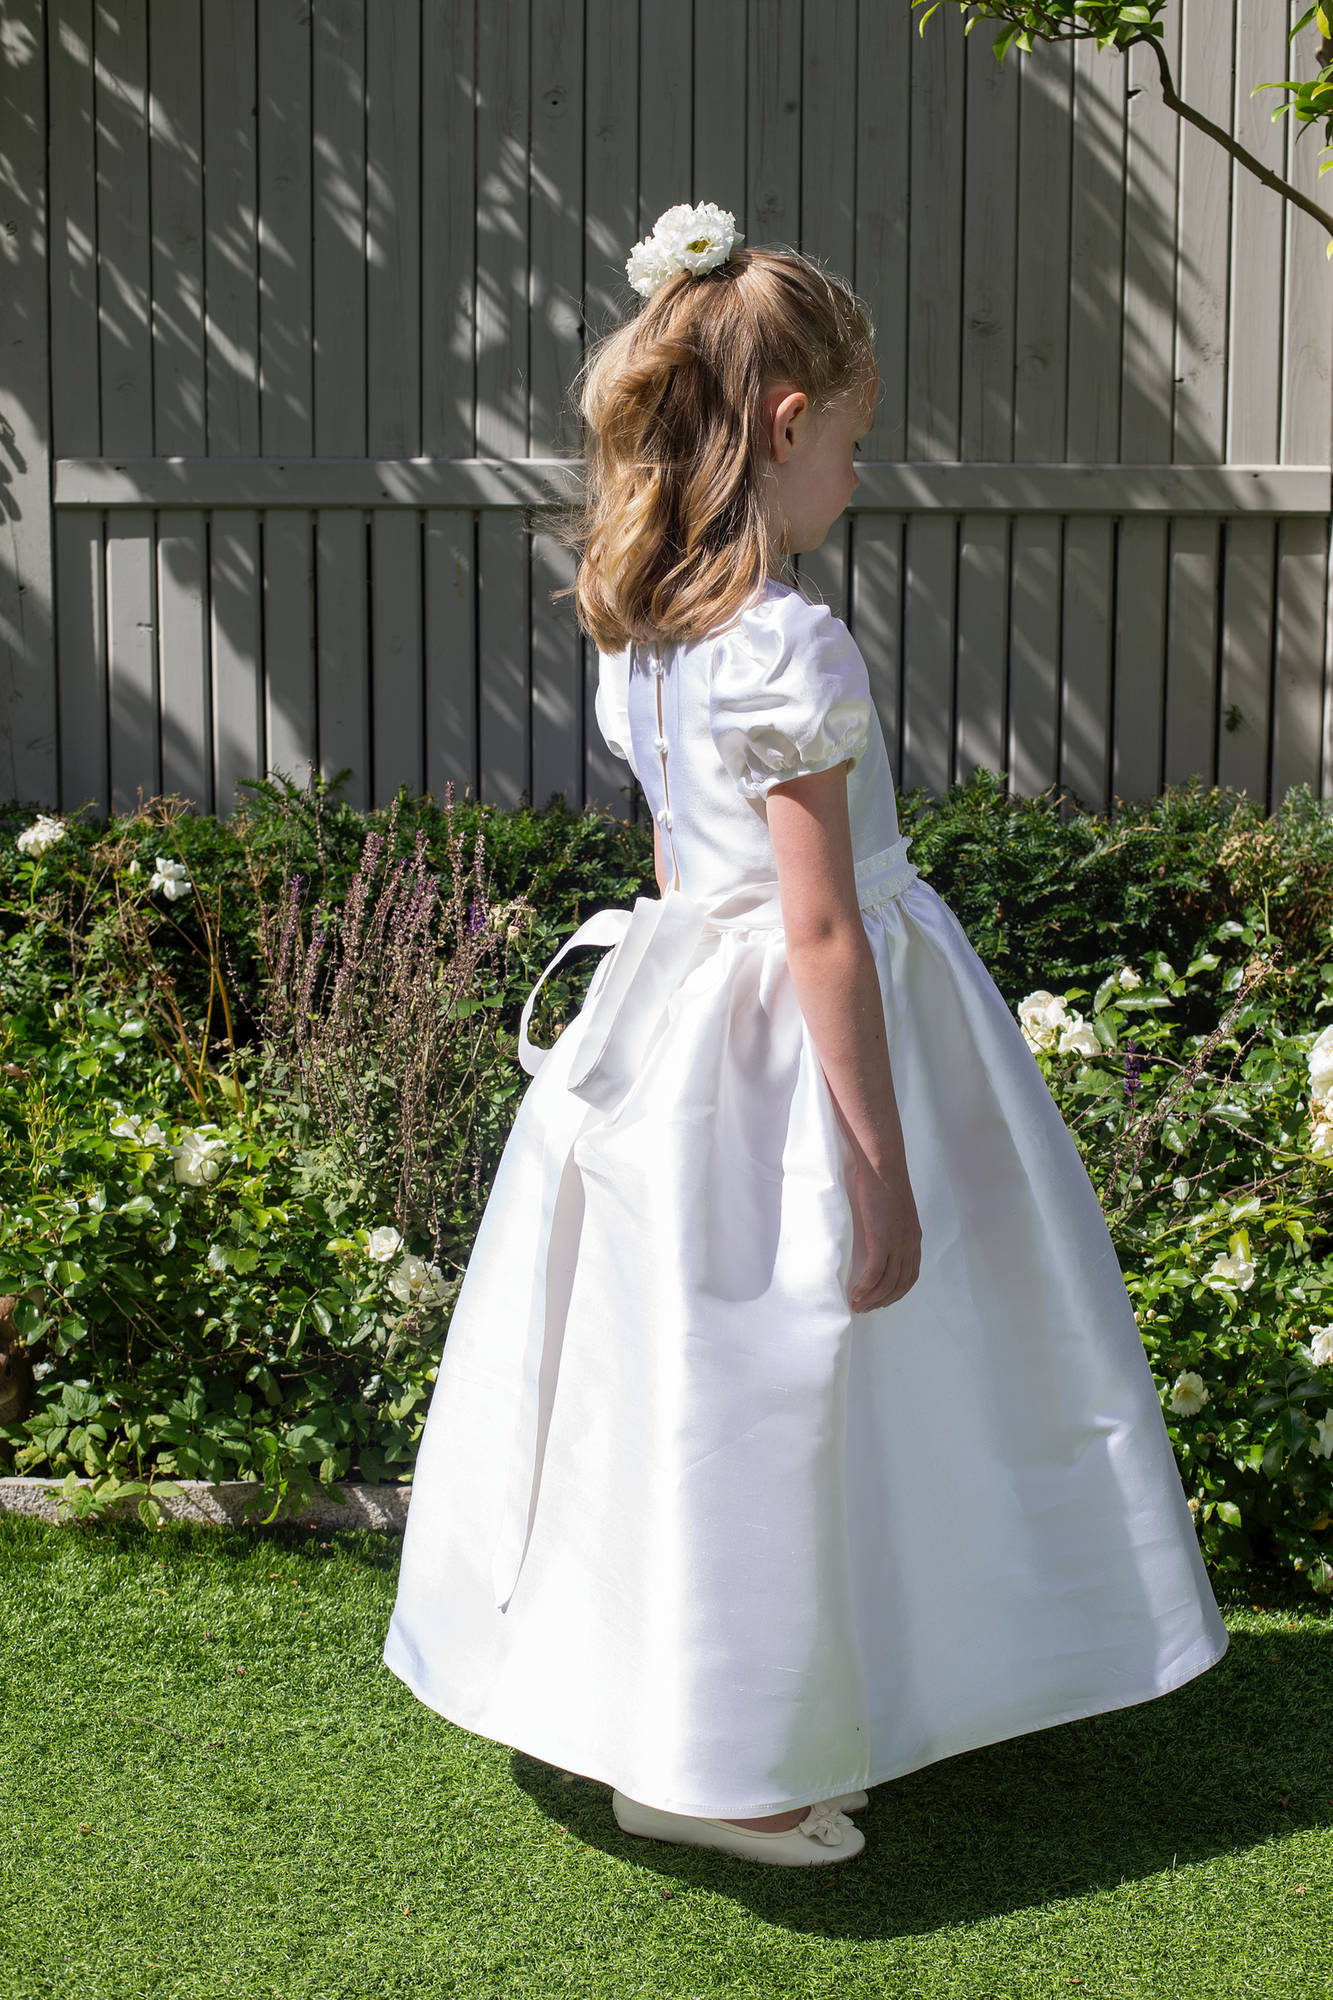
(1214, 1500, 1242, 1528)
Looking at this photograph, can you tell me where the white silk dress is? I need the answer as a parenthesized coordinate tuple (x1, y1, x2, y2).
(384, 581, 1226, 1820)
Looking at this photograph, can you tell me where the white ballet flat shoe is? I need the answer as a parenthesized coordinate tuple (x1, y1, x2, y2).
(826, 1789, 869, 1814)
(612, 1790, 865, 1866)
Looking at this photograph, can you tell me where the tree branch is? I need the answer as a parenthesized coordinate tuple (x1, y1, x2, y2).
(1143, 32, 1333, 239)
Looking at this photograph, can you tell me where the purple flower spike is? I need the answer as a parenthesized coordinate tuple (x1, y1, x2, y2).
(1124, 1039, 1142, 1105)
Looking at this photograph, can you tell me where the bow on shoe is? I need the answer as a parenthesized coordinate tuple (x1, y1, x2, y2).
(799, 1802, 850, 1846)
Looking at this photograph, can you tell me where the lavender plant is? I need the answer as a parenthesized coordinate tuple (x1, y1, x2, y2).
(258, 796, 524, 1267)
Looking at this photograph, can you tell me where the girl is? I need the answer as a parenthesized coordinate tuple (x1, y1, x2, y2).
(385, 207, 1226, 1867)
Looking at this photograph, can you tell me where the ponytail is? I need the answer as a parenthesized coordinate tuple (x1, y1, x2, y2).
(570, 248, 875, 654)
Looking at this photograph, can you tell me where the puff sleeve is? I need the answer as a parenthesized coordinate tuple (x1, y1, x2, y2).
(594, 647, 641, 780)
(708, 591, 873, 801)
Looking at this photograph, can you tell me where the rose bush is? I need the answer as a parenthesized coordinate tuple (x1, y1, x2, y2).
(5, 769, 1333, 1571)
(1018, 911, 1333, 1592)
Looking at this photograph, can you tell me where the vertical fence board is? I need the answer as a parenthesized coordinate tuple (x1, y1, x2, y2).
(56, 514, 107, 810)
(211, 510, 263, 811)
(1120, 19, 1180, 464)
(149, 0, 206, 457)
(1163, 517, 1220, 786)
(1060, 516, 1114, 807)
(370, 509, 423, 801)
(422, 0, 476, 458)
(851, 516, 904, 780)
(955, 515, 1009, 782)
(476, 1, 529, 460)
(1112, 516, 1167, 801)
(1013, 42, 1073, 465)
(48, 0, 101, 456)
(258, 0, 313, 456)
(748, 0, 801, 247)
(1270, 515, 1328, 801)
(638, 0, 691, 231)
(157, 508, 211, 806)
(367, 0, 421, 457)
(1008, 516, 1062, 794)
(901, 515, 957, 794)
(202, 0, 259, 456)
(801, 0, 856, 272)
(106, 512, 158, 808)
(1228, 0, 1287, 464)
(907, 13, 964, 463)
(855, 0, 911, 461)
(313, 0, 366, 456)
(583, 0, 636, 337)
(1217, 516, 1276, 796)
(263, 508, 314, 783)
(479, 514, 530, 806)
(1066, 42, 1124, 463)
(1174, 0, 1232, 463)
(95, 0, 153, 454)
(316, 510, 369, 805)
(960, 21, 1018, 464)
(1, 0, 56, 803)
(694, 0, 746, 217)
(531, 531, 581, 806)
(424, 509, 476, 795)
(1280, 6, 1333, 468)
(530, 0, 584, 455)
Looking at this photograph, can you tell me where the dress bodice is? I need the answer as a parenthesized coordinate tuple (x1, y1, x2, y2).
(595, 582, 904, 926)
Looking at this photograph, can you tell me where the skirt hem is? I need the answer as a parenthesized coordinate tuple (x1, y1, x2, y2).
(381, 1624, 1229, 1821)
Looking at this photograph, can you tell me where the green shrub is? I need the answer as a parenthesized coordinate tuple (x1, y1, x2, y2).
(5, 775, 1333, 1582)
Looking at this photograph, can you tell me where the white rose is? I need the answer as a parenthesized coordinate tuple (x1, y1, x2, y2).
(1312, 1414, 1333, 1460)
(1058, 1016, 1100, 1059)
(625, 201, 743, 298)
(366, 1225, 403, 1264)
(17, 814, 67, 857)
(32, 1360, 53, 1381)
(1311, 1117, 1333, 1160)
(1018, 991, 1069, 1054)
(171, 1127, 228, 1186)
(1309, 1328, 1333, 1369)
(109, 1113, 166, 1148)
(388, 1254, 429, 1304)
(1168, 1371, 1209, 1417)
(1117, 966, 1143, 990)
(149, 856, 192, 901)
(1209, 1250, 1255, 1291)
(1309, 1025, 1333, 1101)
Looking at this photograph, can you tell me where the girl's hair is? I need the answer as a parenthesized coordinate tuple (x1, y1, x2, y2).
(571, 247, 875, 653)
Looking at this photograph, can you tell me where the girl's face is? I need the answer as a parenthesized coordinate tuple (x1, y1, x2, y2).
(760, 377, 876, 559)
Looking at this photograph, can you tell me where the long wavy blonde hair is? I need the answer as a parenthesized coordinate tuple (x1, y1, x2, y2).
(571, 248, 876, 653)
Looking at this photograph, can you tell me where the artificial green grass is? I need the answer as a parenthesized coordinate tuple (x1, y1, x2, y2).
(2, 1518, 1331, 1999)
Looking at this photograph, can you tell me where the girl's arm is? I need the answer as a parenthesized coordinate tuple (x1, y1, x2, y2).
(766, 763, 921, 1312)
(653, 822, 668, 894)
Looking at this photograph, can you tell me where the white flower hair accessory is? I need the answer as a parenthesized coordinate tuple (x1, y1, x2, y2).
(625, 202, 744, 299)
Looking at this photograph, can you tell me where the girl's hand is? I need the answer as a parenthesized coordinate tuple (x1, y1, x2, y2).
(850, 1157, 921, 1313)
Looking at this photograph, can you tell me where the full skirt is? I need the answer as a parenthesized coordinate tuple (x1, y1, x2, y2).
(384, 880, 1226, 1818)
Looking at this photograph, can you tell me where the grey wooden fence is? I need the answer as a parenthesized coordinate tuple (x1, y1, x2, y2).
(2, 0, 1331, 820)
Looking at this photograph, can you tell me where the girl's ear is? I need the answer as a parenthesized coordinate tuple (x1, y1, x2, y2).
(764, 387, 810, 464)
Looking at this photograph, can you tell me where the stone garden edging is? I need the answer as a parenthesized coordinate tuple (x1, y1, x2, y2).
(0, 1475, 411, 1531)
